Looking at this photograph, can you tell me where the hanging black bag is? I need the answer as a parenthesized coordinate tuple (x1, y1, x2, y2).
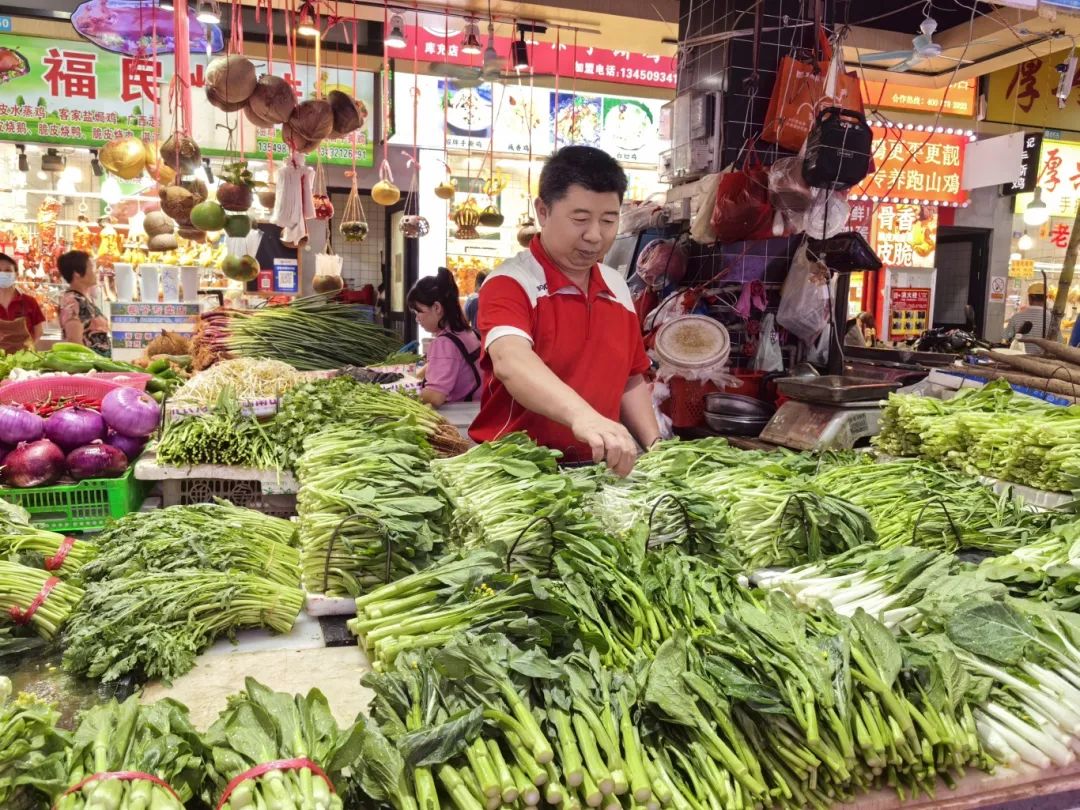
(801, 107, 873, 191)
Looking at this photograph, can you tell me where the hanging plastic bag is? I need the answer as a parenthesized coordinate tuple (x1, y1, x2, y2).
(803, 188, 850, 240)
(769, 156, 814, 214)
(710, 152, 773, 245)
(805, 322, 833, 366)
(636, 238, 687, 289)
(777, 243, 831, 343)
(753, 313, 784, 372)
(690, 171, 724, 244)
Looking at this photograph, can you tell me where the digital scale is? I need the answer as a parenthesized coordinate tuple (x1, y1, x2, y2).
(758, 376, 901, 451)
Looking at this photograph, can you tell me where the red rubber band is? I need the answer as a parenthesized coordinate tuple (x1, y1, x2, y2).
(45, 536, 77, 571)
(9, 577, 59, 625)
(53, 770, 181, 809)
(216, 757, 335, 810)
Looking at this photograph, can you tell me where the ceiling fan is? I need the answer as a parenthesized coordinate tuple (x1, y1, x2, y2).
(858, 16, 973, 73)
(428, 20, 554, 87)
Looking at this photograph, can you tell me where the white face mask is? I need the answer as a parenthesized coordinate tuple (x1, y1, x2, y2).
(0, 271, 16, 289)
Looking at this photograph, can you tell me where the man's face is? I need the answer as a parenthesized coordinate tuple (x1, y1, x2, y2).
(535, 184, 621, 276)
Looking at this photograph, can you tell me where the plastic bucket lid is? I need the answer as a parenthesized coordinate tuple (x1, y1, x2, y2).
(654, 315, 730, 370)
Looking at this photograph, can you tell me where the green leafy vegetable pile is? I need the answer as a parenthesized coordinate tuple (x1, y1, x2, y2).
(54, 695, 203, 810)
(80, 502, 299, 587)
(296, 421, 446, 597)
(875, 381, 1080, 492)
(0, 677, 68, 810)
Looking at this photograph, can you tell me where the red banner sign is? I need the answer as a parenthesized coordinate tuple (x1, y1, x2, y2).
(401, 26, 677, 90)
(851, 127, 969, 206)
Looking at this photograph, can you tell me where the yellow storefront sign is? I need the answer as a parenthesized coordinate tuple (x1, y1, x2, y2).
(1009, 259, 1036, 279)
(1017, 140, 1080, 218)
(986, 47, 1080, 130)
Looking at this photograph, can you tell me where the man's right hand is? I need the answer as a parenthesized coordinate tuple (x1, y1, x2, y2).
(570, 411, 638, 477)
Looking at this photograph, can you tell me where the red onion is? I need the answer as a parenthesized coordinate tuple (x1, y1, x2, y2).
(66, 442, 128, 480)
(2, 439, 65, 488)
(105, 431, 146, 462)
(0, 405, 44, 445)
(101, 387, 161, 438)
(44, 407, 106, 452)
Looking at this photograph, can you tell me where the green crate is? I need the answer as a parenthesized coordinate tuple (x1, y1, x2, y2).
(0, 469, 151, 532)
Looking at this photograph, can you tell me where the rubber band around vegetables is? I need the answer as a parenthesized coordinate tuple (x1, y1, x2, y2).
(10, 576, 59, 624)
(215, 757, 335, 810)
(53, 770, 181, 809)
(45, 536, 77, 572)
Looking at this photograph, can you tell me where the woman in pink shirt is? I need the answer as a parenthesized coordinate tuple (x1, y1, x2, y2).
(408, 268, 482, 407)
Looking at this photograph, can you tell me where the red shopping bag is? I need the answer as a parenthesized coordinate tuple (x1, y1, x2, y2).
(710, 157, 774, 245)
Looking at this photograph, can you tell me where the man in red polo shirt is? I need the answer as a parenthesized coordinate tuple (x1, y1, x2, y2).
(471, 146, 660, 477)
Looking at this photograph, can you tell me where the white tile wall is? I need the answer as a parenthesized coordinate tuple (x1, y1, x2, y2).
(330, 191, 385, 291)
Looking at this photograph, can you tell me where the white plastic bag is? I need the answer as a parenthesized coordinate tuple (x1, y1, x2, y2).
(805, 323, 833, 365)
(803, 188, 850, 240)
(777, 243, 831, 343)
(753, 313, 784, 372)
(690, 171, 724, 244)
(650, 381, 675, 441)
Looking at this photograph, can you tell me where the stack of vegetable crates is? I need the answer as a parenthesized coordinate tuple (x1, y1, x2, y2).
(157, 476, 297, 519)
(0, 468, 152, 532)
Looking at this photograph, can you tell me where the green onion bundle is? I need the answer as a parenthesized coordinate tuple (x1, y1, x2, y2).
(223, 295, 402, 370)
(156, 391, 282, 470)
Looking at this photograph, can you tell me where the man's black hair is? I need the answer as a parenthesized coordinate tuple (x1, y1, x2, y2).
(538, 146, 628, 206)
(0, 253, 15, 270)
(58, 251, 92, 284)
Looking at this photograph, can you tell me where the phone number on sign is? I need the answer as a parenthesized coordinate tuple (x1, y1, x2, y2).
(617, 67, 676, 84)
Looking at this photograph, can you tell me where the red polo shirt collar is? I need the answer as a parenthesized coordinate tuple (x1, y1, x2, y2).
(529, 235, 613, 302)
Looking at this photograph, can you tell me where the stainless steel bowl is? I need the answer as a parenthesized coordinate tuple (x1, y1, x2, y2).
(704, 392, 775, 418)
(703, 411, 771, 436)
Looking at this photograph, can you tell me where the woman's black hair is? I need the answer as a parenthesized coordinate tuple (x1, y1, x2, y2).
(58, 251, 92, 284)
(407, 267, 469, 332)
(0, 253, 15, 270)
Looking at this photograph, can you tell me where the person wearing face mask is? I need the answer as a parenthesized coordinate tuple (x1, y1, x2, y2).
(408, 268, 481, 407)
(0, 253, 44, 353)
(470, 146, 660, 478)
(58, 250, 111, 356)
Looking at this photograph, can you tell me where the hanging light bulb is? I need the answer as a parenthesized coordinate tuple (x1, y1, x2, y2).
(296, 1, 320, 37)
(512, 30, 529, 71)
(159, 0, 174, 10)
(57, 175, 77, 196)
(1024, 186, 1050, 226)
(482, 22, 498, 65)
(196, 0, 220, 24)
(461, 20, 482, 55)
(101, 176, 124, 205)
(1010, 252, 1023, 262)
(1018, 232, 1035, 252)
(63, 165, 83, 183)
(385, 12, 406, 48)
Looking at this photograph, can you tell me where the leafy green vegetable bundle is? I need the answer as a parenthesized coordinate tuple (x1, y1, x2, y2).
(633, 439, 875, 568)
(62, 570, 303, 682)
(875, 381, 1080, 492)
(812, 456, 1046, 553)
(0, 503, 96, 579)
(54, 695, 203, 810)
(80, 502, 300, 587)
(978, 513, 1080, 610)
(271, 375, 467, 469)
(0, 561, 83, 641)
(0, 678, 68, 810)
(201, 678, 369, 810)
(156, 391, 282, 470)
(296, 422, 446, 597)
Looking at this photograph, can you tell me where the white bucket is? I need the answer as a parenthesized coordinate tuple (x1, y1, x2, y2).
(139, 264, 159, 303)
(114, 263, 135, 301)
(181, 266, 200, 302)
(161, 265, 180, 303)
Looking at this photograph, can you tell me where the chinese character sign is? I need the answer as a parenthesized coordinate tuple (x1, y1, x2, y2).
(1017, 140, 1080, 218)
(888, 287, 931, 339)
(873, 204, 937, 269)
(851, 128, 968, 205)
(404, 25, 676, 90)
(860, 79, 976, 117)
(986, 47, 1080, 130)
